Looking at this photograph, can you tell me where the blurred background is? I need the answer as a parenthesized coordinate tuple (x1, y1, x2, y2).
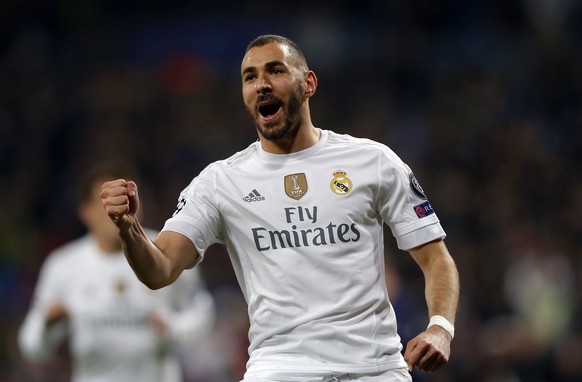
(1, 1, 581, 381)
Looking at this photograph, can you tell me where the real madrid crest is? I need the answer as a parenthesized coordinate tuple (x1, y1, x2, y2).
(284, 173, 308, 200)
(330, 170, 353, 196)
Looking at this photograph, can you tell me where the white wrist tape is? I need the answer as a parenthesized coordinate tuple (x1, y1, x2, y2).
(427, 315, 455, 339)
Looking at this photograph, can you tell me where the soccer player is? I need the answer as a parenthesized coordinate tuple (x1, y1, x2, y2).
(19, 162, 215, 382)
(101, 35, 460, 382)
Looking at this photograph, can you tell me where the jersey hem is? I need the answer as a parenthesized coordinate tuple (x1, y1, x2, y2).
(246, 358, 408, 376)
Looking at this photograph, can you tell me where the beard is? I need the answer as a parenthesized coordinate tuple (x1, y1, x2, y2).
(250, 84, 305, 141)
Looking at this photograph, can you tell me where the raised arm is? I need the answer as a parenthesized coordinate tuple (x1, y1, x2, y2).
(101, 179, 199, 289)
(403, 239, 460, 372)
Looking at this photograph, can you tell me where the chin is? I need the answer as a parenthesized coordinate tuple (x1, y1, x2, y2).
(259, 125, 288, 141)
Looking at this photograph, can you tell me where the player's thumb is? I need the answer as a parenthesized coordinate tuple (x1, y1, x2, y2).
(403, 339, 417, 371)
(126, 181, 140, 215)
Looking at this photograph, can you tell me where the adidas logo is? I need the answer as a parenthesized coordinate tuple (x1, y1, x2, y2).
(243, 189, 265, 202)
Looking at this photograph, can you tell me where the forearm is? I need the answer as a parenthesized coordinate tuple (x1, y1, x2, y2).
(410, 240, 460, 323)
(405, 240, 458, 371)
(102, 180, 196, 289)
(423, 252, 459, 324)
(119, 222, 178, 289)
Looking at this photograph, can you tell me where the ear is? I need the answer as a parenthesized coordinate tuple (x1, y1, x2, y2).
(304, 70, 318, 98)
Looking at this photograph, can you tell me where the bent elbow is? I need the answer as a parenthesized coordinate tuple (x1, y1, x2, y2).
(138, 274, 174, 290)
(140, 277, 169, 290)
(133, 258, 183, 290)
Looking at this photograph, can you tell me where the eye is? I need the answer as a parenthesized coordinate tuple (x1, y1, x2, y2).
(244, 74, 256, 82)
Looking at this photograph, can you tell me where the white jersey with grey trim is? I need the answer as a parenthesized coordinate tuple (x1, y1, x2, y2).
(18, 229, 215, 382)
(162, 129, 446, 375)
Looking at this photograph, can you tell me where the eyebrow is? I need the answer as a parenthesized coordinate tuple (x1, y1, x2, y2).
(242, 60, 286, 75)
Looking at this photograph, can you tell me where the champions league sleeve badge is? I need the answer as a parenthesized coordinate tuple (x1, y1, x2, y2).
(409, 173, 435, 218)
(330, 170, 353, 196)
(409, 173, 427, 200)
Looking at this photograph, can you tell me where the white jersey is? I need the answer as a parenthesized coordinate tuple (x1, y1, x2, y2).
(162, 129, 445, 376)
(19, 230, 215, 382)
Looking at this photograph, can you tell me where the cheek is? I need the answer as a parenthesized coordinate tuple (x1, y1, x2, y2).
(242, 89, 254, 110)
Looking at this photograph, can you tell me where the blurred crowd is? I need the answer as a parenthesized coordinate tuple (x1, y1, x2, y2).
(1, 1, 581, 381)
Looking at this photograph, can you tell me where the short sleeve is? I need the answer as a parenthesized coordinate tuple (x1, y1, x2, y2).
(161, 164, 223, 262)
(374, 146, 446, 250)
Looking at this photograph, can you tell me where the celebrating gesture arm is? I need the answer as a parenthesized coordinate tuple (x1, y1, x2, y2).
(101, 179, 199, 289)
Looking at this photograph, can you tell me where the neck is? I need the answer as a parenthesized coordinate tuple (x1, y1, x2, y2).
(259, 111, 320, 154)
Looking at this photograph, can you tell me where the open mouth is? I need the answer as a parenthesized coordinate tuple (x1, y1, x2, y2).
(258, 102, 282, 120)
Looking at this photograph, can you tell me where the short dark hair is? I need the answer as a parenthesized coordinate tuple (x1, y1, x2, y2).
(246, 34, 309, 71)
(76, 161, 139, 204)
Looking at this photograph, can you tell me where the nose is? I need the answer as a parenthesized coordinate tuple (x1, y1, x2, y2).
(255, 74, 271, 93)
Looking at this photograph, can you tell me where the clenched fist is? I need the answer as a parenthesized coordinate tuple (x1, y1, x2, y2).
(101, 179, 140, 230)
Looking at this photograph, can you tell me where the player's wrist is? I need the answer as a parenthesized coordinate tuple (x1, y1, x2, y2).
(427, 315, 455, 340)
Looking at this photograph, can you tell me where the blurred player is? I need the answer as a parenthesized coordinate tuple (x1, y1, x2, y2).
(101, 35, 460, 382)
(19, 162, 215, 382)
